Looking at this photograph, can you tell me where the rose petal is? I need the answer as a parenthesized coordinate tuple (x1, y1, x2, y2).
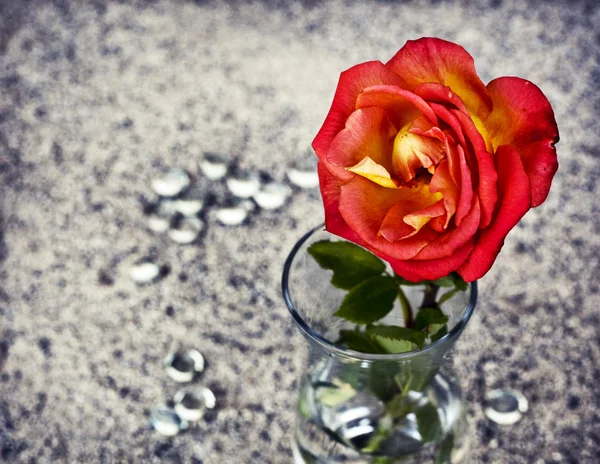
(430, 102, 467, 147)
(406, 117, 448, 167)
(453, 144, 473, 226)
(413, 196, 480, 260)
(327, 107, 397, 181)
(473, 149, 497, 229)
(429, 216, 448, 233)
(380, 193, 444, 241)
(313, 61, 407, 160)
(338, 176, 438, 260)
(413, 82, 469, 115)
(356, 84, 438, 127)
(450, 109, 498, 228)
(408, 124, 447, 169)
(403, 199, 446, 233)
(389, 240, 475, 282)
(386, 38, 492, 119)
(346, 156, 397, 188)
(393, 119, 446, 183)
(484, 77, 559, 207)
(426, 104, 497, 229)
(451, 108, 488, 155)
(458, 145, 531, 281)
(470, 112, 493, 153)
(318, 162, 366, 246)
(429, 159, 459, 227)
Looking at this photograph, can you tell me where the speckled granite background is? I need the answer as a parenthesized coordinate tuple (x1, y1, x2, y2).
(0, 0, 598, 463)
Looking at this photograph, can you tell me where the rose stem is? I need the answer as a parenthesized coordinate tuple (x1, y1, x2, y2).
(421, 283, 440, 309)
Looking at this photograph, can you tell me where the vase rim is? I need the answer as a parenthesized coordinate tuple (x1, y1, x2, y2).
(282, 224, 478, 362)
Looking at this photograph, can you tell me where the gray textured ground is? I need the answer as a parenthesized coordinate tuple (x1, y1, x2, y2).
(0, 0, 599, 463)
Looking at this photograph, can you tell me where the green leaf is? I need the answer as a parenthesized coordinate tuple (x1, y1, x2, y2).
(336, 360, 362, 386)
(362, 415, 395, 454)
(315, 379, 356, 407)
(372, 456, 396, 464)
(308, 240, 386, 290)
(435, 273, 469, 302)
(430, 276, 455, 287)
(430, 324, 448, 342)
(386, 393, 412, 419)
(395, 367, 434, 394)
(416, 404, 443, 444)
(372, 335, 416, 354)
(452, 273, 468, 291)
(368, 361, 403, 402)
(436, 433, 455, 464)
(393, 274, 422, 286)
(366, 324, 427, 350)
(338, 329, 387, 354)
(438, 288, 460, 305)
(297, 385, 312, 419)
(393, 371, 414, 395)
(437, 272, 468, 290)
(334, 276, 397, 324)
(397, 287, 413, 328)
(438, 274, 468, 305)
(414, 307, 449, 335)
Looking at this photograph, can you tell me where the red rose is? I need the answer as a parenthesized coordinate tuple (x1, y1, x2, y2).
(313, 38, 558, 282)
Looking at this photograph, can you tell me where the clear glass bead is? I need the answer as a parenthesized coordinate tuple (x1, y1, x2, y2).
(484, 389, 528, 425)
(164, 349, 205, 382)
(173, 386, 216, 422)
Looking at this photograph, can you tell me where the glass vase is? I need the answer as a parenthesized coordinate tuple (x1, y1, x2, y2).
(282, 226, 477, 463)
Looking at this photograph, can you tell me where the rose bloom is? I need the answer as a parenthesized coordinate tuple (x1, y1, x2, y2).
(314, 38, 558, 282)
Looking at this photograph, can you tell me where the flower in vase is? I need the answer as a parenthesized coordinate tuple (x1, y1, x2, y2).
(313, 37, 558, 282)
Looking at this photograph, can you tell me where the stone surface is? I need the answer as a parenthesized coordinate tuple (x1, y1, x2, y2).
(0, 0, 598, 463)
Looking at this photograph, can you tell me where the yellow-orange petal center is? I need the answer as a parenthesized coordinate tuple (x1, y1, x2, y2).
(379, 184, 444, 241)
(470, 112, 493, 153)
(393, 119, 446, 183)
(346, 156, 398, 188)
